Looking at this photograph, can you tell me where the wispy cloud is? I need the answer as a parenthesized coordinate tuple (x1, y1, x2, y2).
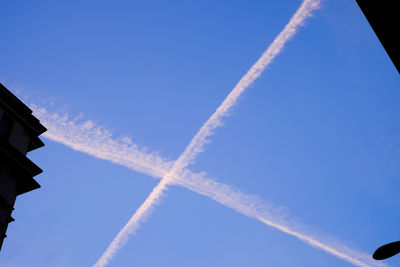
(32, 105, 174, 179)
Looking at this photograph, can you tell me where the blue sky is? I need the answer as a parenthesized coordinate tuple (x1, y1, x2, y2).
(1, 0, 400, 266)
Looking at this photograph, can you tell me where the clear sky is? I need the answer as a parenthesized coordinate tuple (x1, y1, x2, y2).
(1, 0, 399, 266)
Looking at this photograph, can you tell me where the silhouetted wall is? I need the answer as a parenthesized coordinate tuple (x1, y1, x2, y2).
(0, 83, 46, 250)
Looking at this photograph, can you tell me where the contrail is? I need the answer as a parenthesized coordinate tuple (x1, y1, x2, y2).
(176, 171, 385, 267)
(27, 0, 385, 265)
(31, 108, 385, 267)
(93, 1, 343, 266)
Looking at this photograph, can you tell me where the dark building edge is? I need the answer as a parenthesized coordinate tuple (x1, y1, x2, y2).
(0, 83, 46, 250)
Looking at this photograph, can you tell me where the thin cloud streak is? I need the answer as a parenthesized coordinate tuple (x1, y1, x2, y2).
(90, 0, 378, 266)
(177, 171, 386, 267)
(32, 106, 386, 267)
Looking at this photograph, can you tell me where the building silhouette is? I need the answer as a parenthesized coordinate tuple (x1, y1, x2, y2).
(0, 83, 46, 250)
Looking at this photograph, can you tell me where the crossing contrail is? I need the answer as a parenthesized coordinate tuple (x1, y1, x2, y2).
(27, 0, 386, 265)
(93, 1, 340, 266)
(32, 105, 386, 267)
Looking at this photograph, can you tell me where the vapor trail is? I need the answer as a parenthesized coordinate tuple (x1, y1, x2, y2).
(176, 171, 385, 267)
(27, 0, 385, 265)
(94, 1, 329, 266)
(31, 108, 385, 267)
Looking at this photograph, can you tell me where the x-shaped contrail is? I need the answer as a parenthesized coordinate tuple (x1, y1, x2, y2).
(94, 1, 324, 266)
(30, 0, 386, 266)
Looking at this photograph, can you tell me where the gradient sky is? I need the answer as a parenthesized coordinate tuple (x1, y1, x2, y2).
(1, 0, 400, 266)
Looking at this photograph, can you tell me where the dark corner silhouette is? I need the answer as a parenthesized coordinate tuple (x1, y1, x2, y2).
(355, 0, 400, 74)
(0, 83, 46, 250)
